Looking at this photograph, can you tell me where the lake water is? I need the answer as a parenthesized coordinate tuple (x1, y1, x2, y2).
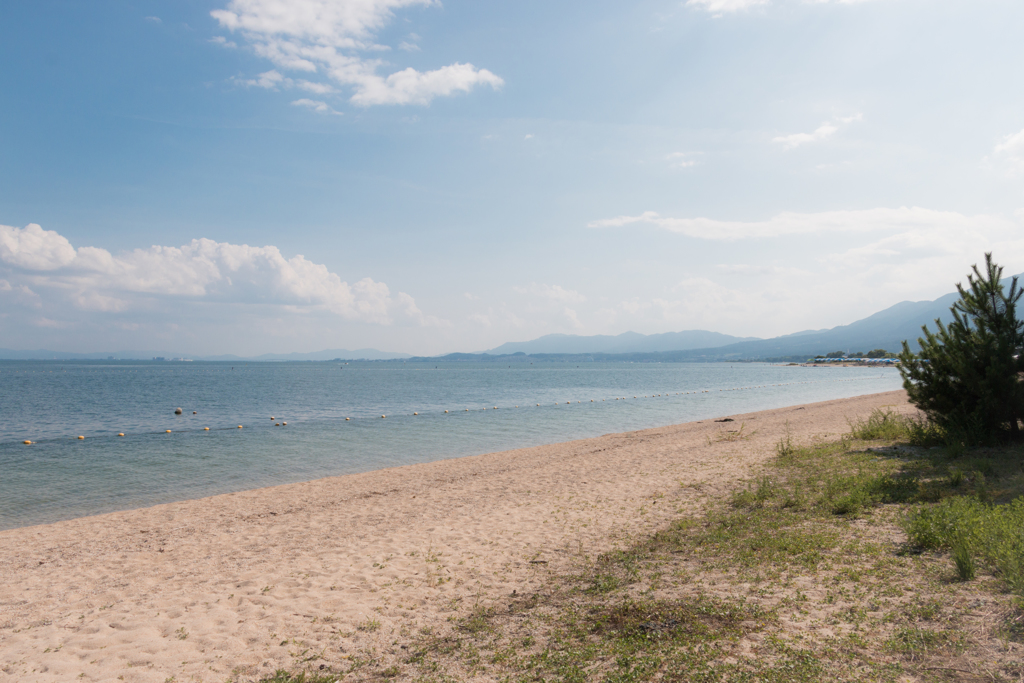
(0, 360, 904, 529)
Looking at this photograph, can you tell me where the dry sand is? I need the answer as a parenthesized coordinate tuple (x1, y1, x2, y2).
(0, 390, 912, 682)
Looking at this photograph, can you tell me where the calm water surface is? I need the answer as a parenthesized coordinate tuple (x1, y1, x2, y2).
(0, 360, 903, 529)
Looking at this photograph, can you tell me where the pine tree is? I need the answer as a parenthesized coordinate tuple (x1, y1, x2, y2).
(898, 253, 1024, 442)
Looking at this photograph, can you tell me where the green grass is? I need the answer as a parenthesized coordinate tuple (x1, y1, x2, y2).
(258, 671, 341, 683)
(905, 496, 1024, 591)
(260, 408, 1024, 682)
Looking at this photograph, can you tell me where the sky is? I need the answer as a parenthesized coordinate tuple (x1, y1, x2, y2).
(2, 0, 1024, 356)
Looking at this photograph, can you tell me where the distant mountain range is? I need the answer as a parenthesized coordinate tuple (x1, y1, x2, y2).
(1, 275, 1014, 363)
(483, 330, 758, 355)
(421, 277, 1010, 362)
(0, 348, 412, 361)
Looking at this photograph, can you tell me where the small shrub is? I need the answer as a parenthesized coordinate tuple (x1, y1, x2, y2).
(904, 496, 1024, 593)
(952, 543, 976, 581)
(948, 468, 965, 488)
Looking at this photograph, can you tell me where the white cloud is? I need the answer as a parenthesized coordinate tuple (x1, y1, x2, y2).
(686, 0, 769, 14)
(589, 206, 1004, 241)
(240, 69, 288, 89)
(690, 0, 887, 13)
(524, 133, 534, 140)
(398, 41, 421, 52)
(144, 16, 162, 23)
(773, 123, 837, 148)
(210, 35, 238, 48)
(666, 152, 699, 168)
(212, 0, 503, 106)
(582, 207, 1024, 337)
(773, 114, 861, 148)
(993, 127, 1024, 174)
(291, 98, 342, 114)
(0, 223, 436, 326)
(0, 222, 77, 270)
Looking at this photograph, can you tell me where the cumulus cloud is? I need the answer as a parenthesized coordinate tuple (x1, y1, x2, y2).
(0, 223, 435, 326)
(212, 0, 503, 106)
(993, 127, 1024, 174)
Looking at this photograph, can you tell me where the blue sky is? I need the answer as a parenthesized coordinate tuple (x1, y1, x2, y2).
(2, 0, 1023, 356)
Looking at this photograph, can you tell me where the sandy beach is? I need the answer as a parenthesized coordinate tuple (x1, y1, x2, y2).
(0, 390, 913, 682)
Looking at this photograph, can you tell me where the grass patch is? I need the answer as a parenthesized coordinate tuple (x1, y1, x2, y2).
(905, 496, 1024, 591)
(258, 672, 341, 683)
(263, 408, 1024, 682)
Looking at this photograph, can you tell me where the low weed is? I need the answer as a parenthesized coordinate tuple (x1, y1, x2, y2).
(905, 497, 1024, 591)
(258, 671, 340, 683)
(848, 408, 942, 445)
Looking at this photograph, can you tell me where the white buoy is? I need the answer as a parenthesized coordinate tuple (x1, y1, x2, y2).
(174, 407, 182, 415)
(414, 412, 419, 415)
(345, 417, 350, 421)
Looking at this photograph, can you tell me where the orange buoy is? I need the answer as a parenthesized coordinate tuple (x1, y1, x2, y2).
(118, 433, 125, 437)
(414, 412, 418, 415)
(204, 427, 210, 431)
(23, 440, 32, 445)
(345, 417, 350, 421)
(381, 415, 386, 418)
(238, 425, 243, 429)
(77, 435, 84, 439)
(444, 410, 449, 413)
(166, 430, 172, 433)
